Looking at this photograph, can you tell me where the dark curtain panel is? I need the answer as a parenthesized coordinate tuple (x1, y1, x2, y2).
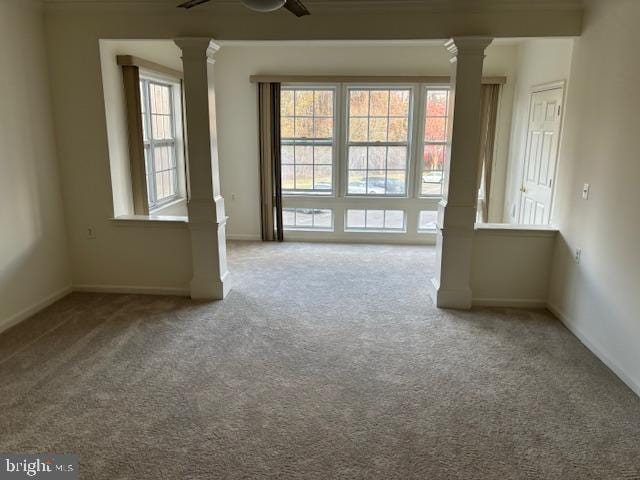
(258, 82, 283, 241)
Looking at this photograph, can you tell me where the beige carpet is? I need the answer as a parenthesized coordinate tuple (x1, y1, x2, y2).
(1, 242, 639, 479)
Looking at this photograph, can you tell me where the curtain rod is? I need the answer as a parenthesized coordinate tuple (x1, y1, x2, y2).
(249, 75, 506, 84)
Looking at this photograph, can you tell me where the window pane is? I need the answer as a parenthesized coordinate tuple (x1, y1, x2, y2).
(346, 209, 366, 229)
(295, 145, 313, 164)
(366, 209, 385, 229)
(349, 118, 368, 142)
(283, 208, 296, 226)
(349, 147, 367, 169)
(419, 210, 438, 231)
(295, 117, 313, 138)
(314, 166, 332, 189)
(370, 90, 389, 116)
(347, 88, 412, 197)
(314, 146, 332, 165)
(295, 90, 314, 116)
(314, 209, 332, 228)
(314, 118, 333, 138)
(386, 170, 406, 195)
(426, 90, 448, 116)
(367, 171, 386, 194)
(384, 210, 404, 229)
(389, 90, 410, 116)
(388, 118, 408, 142)
(347, 171, 367, 194)
(281, 117, 294, 138)
(281, 90, 294, 116)
(281, 145, 294, 164)
(424, 144, 445, 171)
(280, 88, 336, 194)
(282, 165, 294, 190)
(425, 117, 447, 142)
(294, 165, 313, 189)
(369, 117, 388, 142)
(387, 147, 407, 170)
(349, 90, 369, 116)
(314, 90, 333, 116)
(295, 209, 313, 227)
(421, 179, 443, 196)
(367, 146, 386, 170)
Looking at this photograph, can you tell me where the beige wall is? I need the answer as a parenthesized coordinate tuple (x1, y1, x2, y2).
(472, 226, 556, 306)
(549, 0, 640, 396)
(501, 38, 574, 223)
(0, 1, 71, 331)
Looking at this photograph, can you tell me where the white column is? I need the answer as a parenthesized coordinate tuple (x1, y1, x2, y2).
(174, 38, 229, 300)
(430, 36, 493, 309)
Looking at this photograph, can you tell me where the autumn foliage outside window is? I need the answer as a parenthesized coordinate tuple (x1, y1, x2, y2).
(280, 88, 335, 194)
(422, 88, 450, 196)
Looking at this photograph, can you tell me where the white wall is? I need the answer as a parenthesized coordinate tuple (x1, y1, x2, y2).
(0, 0, 71, 331)
(548, 0, 640, 396)
(214, 42, 519, 239)
(501, 38, 574, 223)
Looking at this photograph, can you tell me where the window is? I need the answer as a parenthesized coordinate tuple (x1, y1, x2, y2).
(345, 209, 406, 232)
(347, 88, 412, 196)
(421, 88, 450, 196)
(140, 78, 180, 209)
(418, 210, 438, 231)
(283, 208, 333, 231)
(281, 87, 335, 195)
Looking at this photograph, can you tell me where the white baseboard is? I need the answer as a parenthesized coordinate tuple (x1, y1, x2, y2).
(0, 285, 73, 335)
(226, 234, 261, 241)
(73, 284, 190, 296)
(473, 297, 548, 308)
(547, 302, 640, 398)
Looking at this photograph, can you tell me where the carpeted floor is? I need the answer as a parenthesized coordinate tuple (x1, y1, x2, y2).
(1, 242, 639, 479)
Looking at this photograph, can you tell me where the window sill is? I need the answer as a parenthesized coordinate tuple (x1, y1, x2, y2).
(149, 196, 186, 214)
(110, 214, 188, 228)
(344, 229, 407, 234)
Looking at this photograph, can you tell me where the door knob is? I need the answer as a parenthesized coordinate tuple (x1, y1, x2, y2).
(520, 186, 527, 193)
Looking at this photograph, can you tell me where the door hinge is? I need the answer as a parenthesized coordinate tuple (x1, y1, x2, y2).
(558, 105, 562, 116)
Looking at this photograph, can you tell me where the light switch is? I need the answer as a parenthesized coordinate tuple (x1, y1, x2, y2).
(582, 183, 590, 200)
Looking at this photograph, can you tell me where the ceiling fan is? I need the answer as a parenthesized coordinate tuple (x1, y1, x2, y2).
(177, 0, 311, 17)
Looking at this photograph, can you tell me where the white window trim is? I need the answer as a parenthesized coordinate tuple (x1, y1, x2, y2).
(342, 84, 417, 199)
(416, 84, 451, 199)
(280, 81, 450, 242)
(281, 84, 340, 198)
(139, 73, 186, 213)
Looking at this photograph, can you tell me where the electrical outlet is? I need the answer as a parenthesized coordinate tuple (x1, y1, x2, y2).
(582, 183, 590, 200)
(575, 248, 582, 264)
(87, 227, 96, 240)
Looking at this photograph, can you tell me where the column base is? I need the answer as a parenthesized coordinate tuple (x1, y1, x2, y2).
(429, 277, 472, 309)
(190, 271, 230, 300)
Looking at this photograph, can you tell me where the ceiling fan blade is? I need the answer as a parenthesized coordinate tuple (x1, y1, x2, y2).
(283, 0, 310, 17)
(177, 0, 211, 9)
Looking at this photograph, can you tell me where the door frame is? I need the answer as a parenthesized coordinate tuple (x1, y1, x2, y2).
(517, 80, 567, 225)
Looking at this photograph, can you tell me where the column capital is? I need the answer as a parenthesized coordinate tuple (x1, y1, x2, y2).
(174, 37, 221, 63)
(444, 36, 493, 58)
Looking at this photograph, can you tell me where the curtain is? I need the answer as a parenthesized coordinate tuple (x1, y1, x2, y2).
(477, 84, 500, 223)
(258, 82, 283, 241)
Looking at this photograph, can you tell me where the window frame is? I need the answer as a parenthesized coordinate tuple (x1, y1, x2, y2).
(342, 84, 417, 199)
(416, 84, 451, 199)
(280, 84, 339, 197)
(139, 74, 182, 211)
(344, 208, 407, 233)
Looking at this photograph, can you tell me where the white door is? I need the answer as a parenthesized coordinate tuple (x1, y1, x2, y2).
(518, 86, 564, 225)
